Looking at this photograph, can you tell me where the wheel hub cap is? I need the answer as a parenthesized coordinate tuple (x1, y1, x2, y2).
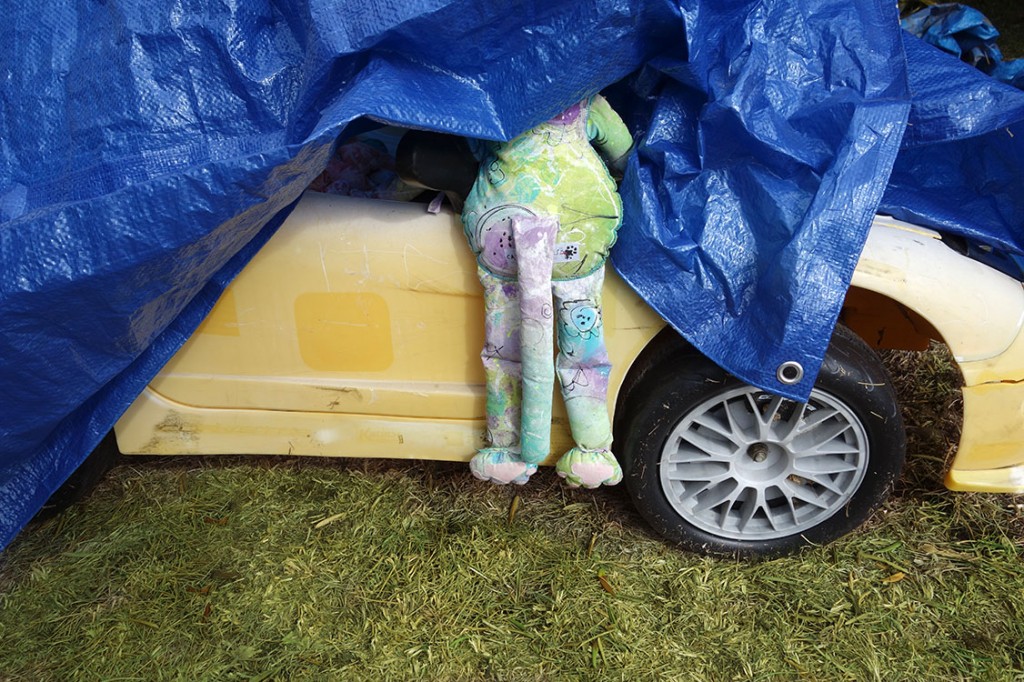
(658, 387, 869, 541)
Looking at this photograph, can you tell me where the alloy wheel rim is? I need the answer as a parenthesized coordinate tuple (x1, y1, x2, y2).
(658, 387, 869, 541)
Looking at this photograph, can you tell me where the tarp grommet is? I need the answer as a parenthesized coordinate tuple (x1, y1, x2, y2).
(776, 361, 804, 386)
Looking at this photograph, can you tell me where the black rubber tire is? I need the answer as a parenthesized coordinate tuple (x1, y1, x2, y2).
(34, 431, 121, 520)
(619, 324, 906, 558)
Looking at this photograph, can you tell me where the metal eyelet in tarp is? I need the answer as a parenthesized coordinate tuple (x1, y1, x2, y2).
(2, 0, 1023, 548)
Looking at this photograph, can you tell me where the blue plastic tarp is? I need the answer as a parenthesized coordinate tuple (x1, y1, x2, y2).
(0, 0, 680, 548)
(613, 5, 1024, 399)
(611, 0, 912, 398)
(901, 3, 1024, 89)
(880, 33, 1024, 248)
(2, 0, 1023, 548)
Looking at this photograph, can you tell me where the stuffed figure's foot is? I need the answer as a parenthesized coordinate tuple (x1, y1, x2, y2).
(470, 448, 537, 485)
(556, 447, 622, 488)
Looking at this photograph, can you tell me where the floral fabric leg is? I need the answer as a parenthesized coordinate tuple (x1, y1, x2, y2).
(510, 216, 558, 465)
(469, 266, 535, 485)
(552, 267, 622, 488)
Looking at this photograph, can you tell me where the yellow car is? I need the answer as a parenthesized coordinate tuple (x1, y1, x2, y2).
(50, 126, 1024, 557)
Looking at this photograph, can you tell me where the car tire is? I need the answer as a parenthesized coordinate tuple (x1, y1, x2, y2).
(34, 431, 121, 520)
(619, 324, 905, 558)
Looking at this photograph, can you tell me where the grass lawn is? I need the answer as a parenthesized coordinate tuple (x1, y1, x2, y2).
(3, 9, 1024, 682)
(2, 359, 1023, 680)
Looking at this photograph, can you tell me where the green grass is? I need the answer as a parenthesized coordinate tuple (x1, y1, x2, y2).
(2, 345, 1024, 680)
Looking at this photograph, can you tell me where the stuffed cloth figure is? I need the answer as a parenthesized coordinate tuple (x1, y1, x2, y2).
(461, 95, 633, 488)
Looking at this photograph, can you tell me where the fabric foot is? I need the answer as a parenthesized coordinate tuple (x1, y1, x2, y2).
(470, 448, 537, 485)
(555, 447, 622, 488)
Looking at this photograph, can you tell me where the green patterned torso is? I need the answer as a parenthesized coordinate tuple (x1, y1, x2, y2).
(462, 97, 628, 280)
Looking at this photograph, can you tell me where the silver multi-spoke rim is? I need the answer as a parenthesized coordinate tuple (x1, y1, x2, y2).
(658, 387, 869, 541)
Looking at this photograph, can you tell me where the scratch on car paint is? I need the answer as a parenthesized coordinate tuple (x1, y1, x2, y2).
(410, 276, 452, 293)
(403, 243, 446, 267)
(319, 242, 331, 292)
(410, 280, 478, 296)
(401, 243, 453, 292)
(315, 386, 366, 403)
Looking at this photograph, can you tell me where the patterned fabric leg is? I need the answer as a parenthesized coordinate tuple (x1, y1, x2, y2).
(552, 267, 622, 488)
(469, 266, 535, 485)
(510, 216, 558, 465)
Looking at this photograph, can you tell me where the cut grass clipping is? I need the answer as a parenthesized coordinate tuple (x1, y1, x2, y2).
(2, 343, 1023, 680)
